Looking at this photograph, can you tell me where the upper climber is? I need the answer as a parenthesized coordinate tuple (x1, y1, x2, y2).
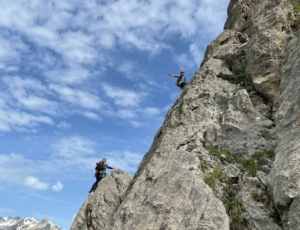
(168, 70, 187, 90)
(88, 158, 114, 193)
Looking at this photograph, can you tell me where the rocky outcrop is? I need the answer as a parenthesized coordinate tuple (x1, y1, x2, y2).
(71, 169, 131, 230)
(267, 28, 300, 229)
(225, 0, 294, 102)
(72, 0, 300, 229)
(109, 152, 229, 230)
(70, 200, 89, 230)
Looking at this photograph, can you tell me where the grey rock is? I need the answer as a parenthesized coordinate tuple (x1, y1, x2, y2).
(224, 164, 240, 178)
(244, 0, 294, 101)
(216, 89, 276, 157)
(71, 169, 132, 230)
(268, 29, 300, 229)
(224, 0, 250, 32)
(288, 196, 300, 229)
(70, 199, 88, 230)
(109, 152, 229, 230)
(247, 92, 272, 118)
(256, 171, 268, 188)
(203, 128, 217, 146)
(224, 0, 294, 101)
(238, 177, 282, 230)
(201, 30, 248, 76)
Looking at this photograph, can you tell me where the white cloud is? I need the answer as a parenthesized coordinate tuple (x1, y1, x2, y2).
(0, 153, 34, 182)
(0, 134, 146, 188)
(52, 181, 64, 192)
(0, 35, 28, 63)
(83, 112, 101, 120)
(142, 107, 163, 118)
(118, 110, 137, 119)
(0, 0, 229, 135)
(129, 120, 145, 128)
(2, 76, 59, 115)
(24, 176, 49, 190)
(102, 84, 145, 107)
(2, 76, 48, 93)
(0, 106, 54, 133)
(189, 43, 204, 67)
(57, 121, 71, 129)
(0, 0, 228, 72)
(52, 135, 95, 159)
(173, 53, 195, 71)
(49, 84, 103, 110)
(104, 150, 143, 174)
(117, 61, 134, 78)
(45, 67, 91, 85)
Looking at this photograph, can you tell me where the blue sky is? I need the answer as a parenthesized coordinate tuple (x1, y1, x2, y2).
(0, 0, 230, 229)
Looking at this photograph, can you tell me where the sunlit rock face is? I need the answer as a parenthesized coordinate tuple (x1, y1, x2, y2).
(224, 0, 294, 103)
(71, 0, 300, 229)
(268, 28, 300, 229)
(71, 169, 132, 230)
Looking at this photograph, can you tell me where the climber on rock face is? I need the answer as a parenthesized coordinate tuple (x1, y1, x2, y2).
(168, 70, 187, 90)
(89, 158, 114, 193)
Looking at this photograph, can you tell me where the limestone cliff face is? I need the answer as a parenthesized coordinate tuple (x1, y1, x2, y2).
(72, 0, 300, 229)
(268, 28, 300, 229)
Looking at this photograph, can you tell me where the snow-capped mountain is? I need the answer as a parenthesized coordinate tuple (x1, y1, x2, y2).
(0, 217, 62, 230)
(0, 217, 22, 229)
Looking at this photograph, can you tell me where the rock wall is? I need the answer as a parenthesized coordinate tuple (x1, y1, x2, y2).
(224, 0, 294, 102)
(71, 0, 300, 229)
(268, 28, 300, 229)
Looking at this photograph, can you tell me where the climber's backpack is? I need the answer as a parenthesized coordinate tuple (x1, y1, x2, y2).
(95, 161, 106, 172)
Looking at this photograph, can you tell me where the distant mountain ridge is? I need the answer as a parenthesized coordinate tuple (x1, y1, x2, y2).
(0, 217, 62, 230)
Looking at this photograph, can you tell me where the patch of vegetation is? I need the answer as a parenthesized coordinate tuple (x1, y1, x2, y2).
(290, 0, 300, 12)
(216, 117, 222, 124)
(290, 0, 300, 27)
(251, 192, 269, 204)
(186, 146, 194, 152)
(221, 175, 251, 229)
(252, 149, 275, 162)
(213, 167, 225, 179)
(204, 176, 218, 196)
(223, 197, 243, 215)
(248, 188, 282, 225)
(250, 190, 282, 226)
(230, 75, 245, 85)
(237, 150, 275, 176)
(222, 198, 250, 230)
(198, 155, 208, 172)
(205, 145, 233, 163)
(204, 167, 225, 196)
(205, 145, 219, 154)
(223, 179, 240, 198)
(243, 85, 254, 92)
(239, 159, 258, 176)
(232, 88, 239, 95)
(269, 209, 281, 225)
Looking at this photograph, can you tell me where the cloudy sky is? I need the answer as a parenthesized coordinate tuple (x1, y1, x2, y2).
(0, 0, 230, 228)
